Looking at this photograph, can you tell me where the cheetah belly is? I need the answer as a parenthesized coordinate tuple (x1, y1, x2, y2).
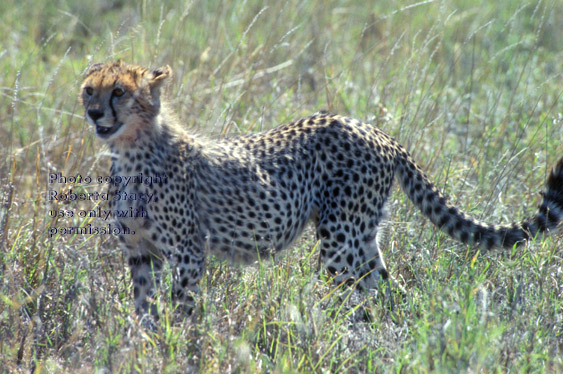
(197, 165, 316, 263)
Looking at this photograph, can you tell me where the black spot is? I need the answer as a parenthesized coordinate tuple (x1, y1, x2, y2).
(438, 215, 449, 227)
(460, 231, 469, 243)
(379, 269, 389, 280)
(175, 289, 184, 299)
(485, 236, 495, 249)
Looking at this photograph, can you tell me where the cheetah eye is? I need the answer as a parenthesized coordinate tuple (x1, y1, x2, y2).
(85, 87, 94, 96)
(113, 88, 125, 97)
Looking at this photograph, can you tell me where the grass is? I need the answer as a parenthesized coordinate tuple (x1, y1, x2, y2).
(1, 0, 562, 372)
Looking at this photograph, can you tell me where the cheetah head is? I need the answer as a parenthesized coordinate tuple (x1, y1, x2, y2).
(80, 61, 171, 142)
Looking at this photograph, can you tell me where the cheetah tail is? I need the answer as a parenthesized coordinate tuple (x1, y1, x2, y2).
(396, 149, 563, 250)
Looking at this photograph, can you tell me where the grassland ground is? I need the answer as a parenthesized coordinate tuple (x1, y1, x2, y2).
(0, 0, 562, 372)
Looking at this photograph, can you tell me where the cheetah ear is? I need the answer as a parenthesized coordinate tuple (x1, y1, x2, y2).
(147, 65, 172, 90)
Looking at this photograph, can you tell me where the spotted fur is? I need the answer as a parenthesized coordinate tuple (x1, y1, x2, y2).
(81, 61, 563, 317)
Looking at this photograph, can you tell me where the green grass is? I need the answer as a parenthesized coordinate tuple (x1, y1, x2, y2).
(1, 0, 562, 372)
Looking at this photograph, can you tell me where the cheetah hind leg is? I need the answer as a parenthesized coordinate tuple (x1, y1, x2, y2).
(168, 249, 205, 321)
(317, 221, 399, 316)
(375, 218, 407, 296)
(347, 235, 406, 323)
(355, 233, 399, 313)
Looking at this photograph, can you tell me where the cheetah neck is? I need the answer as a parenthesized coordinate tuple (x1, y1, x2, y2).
(107, 108, 202, 177)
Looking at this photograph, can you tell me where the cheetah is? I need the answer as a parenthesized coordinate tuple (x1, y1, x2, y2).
(80, 61, 563, 319)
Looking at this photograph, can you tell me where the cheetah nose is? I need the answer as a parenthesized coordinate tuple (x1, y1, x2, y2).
(88, 109, 104, 121)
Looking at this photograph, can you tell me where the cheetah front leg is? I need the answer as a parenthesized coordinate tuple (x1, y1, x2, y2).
(126, 239, 164, 322)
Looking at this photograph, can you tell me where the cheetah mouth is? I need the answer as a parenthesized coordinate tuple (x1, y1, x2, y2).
(96, 122, 123, 139)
